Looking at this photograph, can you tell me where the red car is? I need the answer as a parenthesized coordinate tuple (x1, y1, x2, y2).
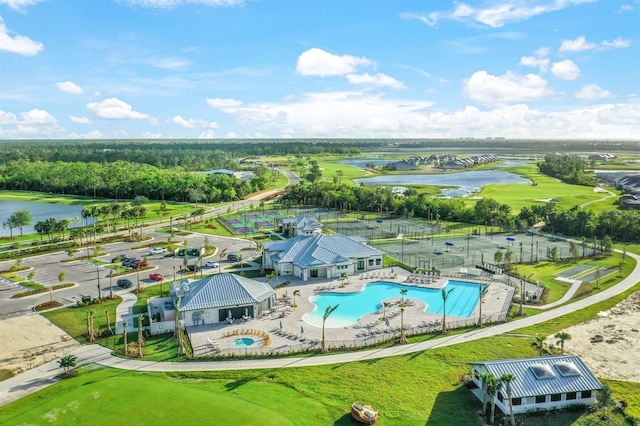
(149, 273, 163, 281)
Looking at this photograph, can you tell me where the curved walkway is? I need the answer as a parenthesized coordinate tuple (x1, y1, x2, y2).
(93, 250, 640, 372)
(1, 250, 639, 407)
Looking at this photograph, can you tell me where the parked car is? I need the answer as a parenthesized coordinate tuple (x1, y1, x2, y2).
(204, 261, 219, 269)
(131, 260, 148, 269)
(111, 254, 127, 263)
(227, 253, 241, 262)
(187, 264, 201, 272)
(149, 247, 168, 255)
(122, 258, 139, 267)
(149, 273, 164, 281)
(117, 279, 133, 288)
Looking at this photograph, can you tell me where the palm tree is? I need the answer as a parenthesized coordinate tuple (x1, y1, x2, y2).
(399, 306, 407, 343)
(400, 288, 408, 305)
(58, 354, 77, 374)
(321, 304, 339, 353)
(535, 333, 547, 356)
(137, 314, 145, 358)
(382, 301, 391, 320)
(292, 289, 300, 307)
(597, 383, 613, 418)
(500, 373, 517, 426)
(122, 321, 128, 355)
(554, 331, 571, 354)
(486, 374, 503, 425)
(105, 309, 113, 336)
(493, 250, 503, 268)
(478, 372, 492, 417)
(441, 287, 455, 334)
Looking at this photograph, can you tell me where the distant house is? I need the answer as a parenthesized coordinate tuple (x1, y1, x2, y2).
(172, 274, 276, 326)
(281, 215, 323, 237)
(387, 159, 420, 171)
(262, 233, 384, 281)
(207, 169, 234, 176)
(469, 355, 602, 415)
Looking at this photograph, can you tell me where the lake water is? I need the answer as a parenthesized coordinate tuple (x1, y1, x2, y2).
(0, 200, 89, 237)
(354, 170, 530, 198)
(337, 159, 399, 168)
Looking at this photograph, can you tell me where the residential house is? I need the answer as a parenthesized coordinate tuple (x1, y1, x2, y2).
(262, 233, 384, 281)
(469, 355, 602, 415)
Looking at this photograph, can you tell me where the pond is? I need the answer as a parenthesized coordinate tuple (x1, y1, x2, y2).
(0, 200, 89, 237)
(354, 170, 530, 198)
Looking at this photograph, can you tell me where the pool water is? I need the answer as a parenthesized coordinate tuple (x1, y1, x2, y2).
(303, 281, 484, 328)
(233, 338, 255, 347)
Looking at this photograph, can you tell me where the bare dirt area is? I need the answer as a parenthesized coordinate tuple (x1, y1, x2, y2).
(0, 315, 80, 375)
(556, 291, 640, 382)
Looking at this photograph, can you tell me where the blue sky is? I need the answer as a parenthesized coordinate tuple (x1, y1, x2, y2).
(0, 0, 638, 140)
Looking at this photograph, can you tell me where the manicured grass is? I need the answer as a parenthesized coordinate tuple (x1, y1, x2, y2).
(41, 298, 123, 344)
(474, 165, 611, 213)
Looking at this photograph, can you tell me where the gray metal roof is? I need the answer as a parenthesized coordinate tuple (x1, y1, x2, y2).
(180, 273, 274, 311)
(264, 233, 383, 269)
(469, 355, 602, 398)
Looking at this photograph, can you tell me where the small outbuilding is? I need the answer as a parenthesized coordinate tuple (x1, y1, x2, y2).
(469, 355, 602, 415)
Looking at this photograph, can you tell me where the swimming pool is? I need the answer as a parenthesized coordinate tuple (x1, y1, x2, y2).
(303, 281, 484, 328)
(233, 338, 255, 347)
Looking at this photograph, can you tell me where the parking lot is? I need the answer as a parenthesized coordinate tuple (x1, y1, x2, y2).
(0, 231, 255, 320)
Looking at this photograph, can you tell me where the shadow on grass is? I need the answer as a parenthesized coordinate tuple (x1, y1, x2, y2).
(427, 386, 482, 425)
(332, 413, 355, 425)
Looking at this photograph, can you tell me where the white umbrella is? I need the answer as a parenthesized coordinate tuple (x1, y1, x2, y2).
(245, 307, 249, 317)
(228, 310, 232, 319)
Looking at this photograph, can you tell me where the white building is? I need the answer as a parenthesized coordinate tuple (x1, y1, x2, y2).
(262, 233, 384, 281)
(469, 355, 602, 415)
(281, 215, 323, 237)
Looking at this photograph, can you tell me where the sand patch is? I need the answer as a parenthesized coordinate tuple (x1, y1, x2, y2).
(554, 291, 640, 382)
(0, 315, 80, 375)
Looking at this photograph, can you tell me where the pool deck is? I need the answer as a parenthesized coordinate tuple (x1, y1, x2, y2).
(187, 267, 514, 357)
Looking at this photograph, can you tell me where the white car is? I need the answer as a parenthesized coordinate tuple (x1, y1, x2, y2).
(205, 261, 219, 269)
(149, 247, 168, 255)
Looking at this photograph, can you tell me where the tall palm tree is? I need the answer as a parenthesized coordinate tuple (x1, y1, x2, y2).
(382, 301, 391, 320)
(487, 375, 503, 425)
(500, 373, 517, 426)
(292, 289, 300, 307)
(535, 333, 547, 356)
(441, 287, 455, 334)
(137, 314, 145, 358)
(554, 331, 571, 354)
(478, 372, 492, 417)
(399, 306, 407, 343)
(321, 304, 339, 353)
(122, 321, 128, 355)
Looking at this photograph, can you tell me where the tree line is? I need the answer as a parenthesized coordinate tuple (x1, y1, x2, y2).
(0, 160, 273, 202)
(283, 180, 640, 243)
(537, 153, 596, 186)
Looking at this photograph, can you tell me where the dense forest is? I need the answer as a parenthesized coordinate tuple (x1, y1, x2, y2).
(0, 160, 274, 202)
(284, 181, 640, 243)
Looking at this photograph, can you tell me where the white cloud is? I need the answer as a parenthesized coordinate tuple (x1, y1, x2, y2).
(116, 0, 246, 8)
(198, 129, 216, 138)
(559, 36, 597, 52)
(345, 73, 406, 89)
(602, 37, 632, 48)
(0, 108, 65, 138)
(535, 46, 550, 57)
(86, 98, 152, 120)
(171, 115, 218, 129)
(0, 0, 44, 12)
(551, 59, 580, 80)
(404, 0, 596, 28)
(575, 84, 613, 100)
(463, 70, 553, 103)
(145, 56, 191, 69)
(296, 48, 372, 77)
(0, 17, 43, 56)
(56, 81, 84, 95)
(206, 97, 243, 108)
(520, 56, 550, 72)
(69, 115, 91, 124)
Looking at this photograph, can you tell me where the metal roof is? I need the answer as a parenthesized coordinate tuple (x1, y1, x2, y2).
(264, 233, 383, 269)
(179, 273, 274, 311)
(469, 355, 602, 398)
